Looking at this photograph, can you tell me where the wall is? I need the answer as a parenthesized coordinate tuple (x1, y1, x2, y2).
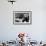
(0, 0, 46, 41)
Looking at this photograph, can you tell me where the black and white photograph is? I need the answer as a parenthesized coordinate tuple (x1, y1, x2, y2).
(13, 11, 32, 25)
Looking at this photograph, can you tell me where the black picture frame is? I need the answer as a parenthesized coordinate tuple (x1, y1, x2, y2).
(13, 11, 32, 25)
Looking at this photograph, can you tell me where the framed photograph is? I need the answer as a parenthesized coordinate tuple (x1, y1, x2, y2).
(13, 11, 32, 25)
